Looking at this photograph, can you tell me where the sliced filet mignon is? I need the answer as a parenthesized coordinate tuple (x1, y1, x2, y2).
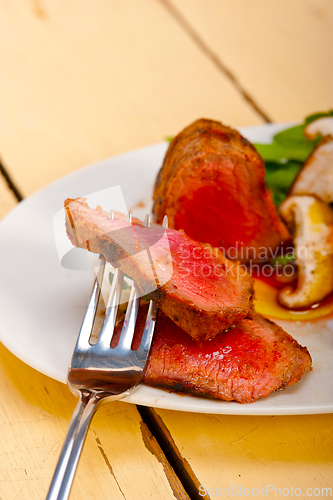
(153, 118, 291, 262)
(65, 197, 254, 342)
(142, 310, 312, 404)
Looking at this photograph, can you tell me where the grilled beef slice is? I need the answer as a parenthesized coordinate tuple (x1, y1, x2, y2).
(141, 310, 312, 404)
(65, 197, 254, 342)
(153, 118, 291, 262)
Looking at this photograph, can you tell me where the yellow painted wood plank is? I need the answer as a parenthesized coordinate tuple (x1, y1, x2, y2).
(0, 343, 188, 499)
(166, 0, 333, 122)
(0, 0, 262, 199)
(0, 175, 17, 220)
(153, 408, 333, 496)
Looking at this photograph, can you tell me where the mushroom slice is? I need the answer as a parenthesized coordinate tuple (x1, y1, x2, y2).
(278, 195, 333, 309)
(304, 116, 333, 140)
(290, 135, 333, 203)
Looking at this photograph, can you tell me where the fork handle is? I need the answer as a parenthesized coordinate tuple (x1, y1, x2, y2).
(45, 391, 113, 500)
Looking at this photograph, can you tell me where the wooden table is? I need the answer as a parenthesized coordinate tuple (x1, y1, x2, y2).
(0, 1, 332, 499)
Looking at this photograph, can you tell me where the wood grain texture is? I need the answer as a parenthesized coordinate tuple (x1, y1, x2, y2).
(0, 343, 188, 500)
(164, 0, 333, 122)
(0, 0, 262, 198)
(153, 408, 333, 495)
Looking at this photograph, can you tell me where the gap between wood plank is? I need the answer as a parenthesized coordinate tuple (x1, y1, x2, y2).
(139, 419, 191, 500)
(0, 158, 24, 202)
(137, 405, 212, 500)
(157, 0, 272, 124)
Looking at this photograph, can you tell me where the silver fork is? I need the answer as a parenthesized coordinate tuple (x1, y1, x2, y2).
(46, 254, 158, 500)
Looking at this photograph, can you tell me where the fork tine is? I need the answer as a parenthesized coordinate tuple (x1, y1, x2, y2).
(95, 268, 124, 349)
(137, 300, 158, 357)
(116, 283, 140, 351)
(76, 255, 106, 350)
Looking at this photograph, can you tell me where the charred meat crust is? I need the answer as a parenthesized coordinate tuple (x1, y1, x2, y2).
(153, 118, 291, 262)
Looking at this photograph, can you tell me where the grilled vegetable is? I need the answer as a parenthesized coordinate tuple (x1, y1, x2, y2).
(290, 134, 333, 204)
(278, 195, 333, 309)
(304, 116, 333, 140)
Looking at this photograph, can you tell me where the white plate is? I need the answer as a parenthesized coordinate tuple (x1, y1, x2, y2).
(0, 123, 332, 415)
